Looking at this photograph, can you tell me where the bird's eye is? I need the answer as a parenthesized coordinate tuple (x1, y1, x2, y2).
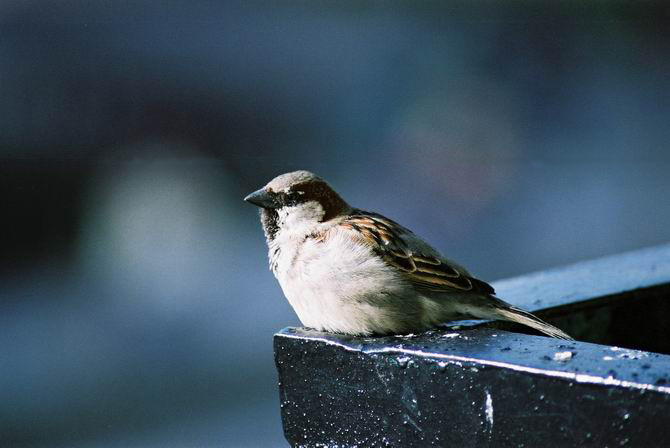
(281, 191, 302, 205)
(287, 189, 304, 197)
(279, 188, 308, 206)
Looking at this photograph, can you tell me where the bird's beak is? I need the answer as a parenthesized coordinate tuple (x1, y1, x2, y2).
(244, 188, 278, 208)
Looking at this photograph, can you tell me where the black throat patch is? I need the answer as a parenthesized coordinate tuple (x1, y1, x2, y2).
(260, 208, 279, 242)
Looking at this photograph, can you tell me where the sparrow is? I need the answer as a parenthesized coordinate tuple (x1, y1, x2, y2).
(244, 170, 572, 339)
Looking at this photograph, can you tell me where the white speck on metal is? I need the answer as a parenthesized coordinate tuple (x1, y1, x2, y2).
(553, 351, 573, 362)
(484, 390, 494, 430)
(610, 346, 649, 360)
(442, 333, 460, 338)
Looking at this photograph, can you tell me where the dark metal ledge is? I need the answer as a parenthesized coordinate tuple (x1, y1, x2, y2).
(274, 244, 670, 447)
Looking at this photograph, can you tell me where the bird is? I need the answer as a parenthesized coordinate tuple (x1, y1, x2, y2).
(244, 170, 572, 340)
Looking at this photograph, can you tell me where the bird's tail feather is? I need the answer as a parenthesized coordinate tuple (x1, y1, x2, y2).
(492, 305, 573, 340)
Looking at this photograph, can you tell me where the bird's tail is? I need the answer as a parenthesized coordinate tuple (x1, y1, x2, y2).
(486, 299, 573, 340)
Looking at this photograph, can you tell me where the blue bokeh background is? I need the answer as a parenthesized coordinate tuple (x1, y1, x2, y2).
(1, 1, 669, 446)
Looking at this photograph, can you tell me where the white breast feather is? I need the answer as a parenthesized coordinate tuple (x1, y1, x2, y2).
(271, 225, 411, 334)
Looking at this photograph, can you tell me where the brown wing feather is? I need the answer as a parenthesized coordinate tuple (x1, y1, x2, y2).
(341, 212, 494, 295)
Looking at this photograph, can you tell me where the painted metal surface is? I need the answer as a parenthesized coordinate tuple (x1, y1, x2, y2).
(274, 244, 670, 447)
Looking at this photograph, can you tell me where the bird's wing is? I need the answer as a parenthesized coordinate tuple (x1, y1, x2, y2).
(339, 211, 495, 295)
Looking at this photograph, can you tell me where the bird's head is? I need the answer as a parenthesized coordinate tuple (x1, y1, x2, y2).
(244, 170, 349, 242)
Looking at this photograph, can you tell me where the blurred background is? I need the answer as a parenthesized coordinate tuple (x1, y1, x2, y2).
(1, 1, 670, 446)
